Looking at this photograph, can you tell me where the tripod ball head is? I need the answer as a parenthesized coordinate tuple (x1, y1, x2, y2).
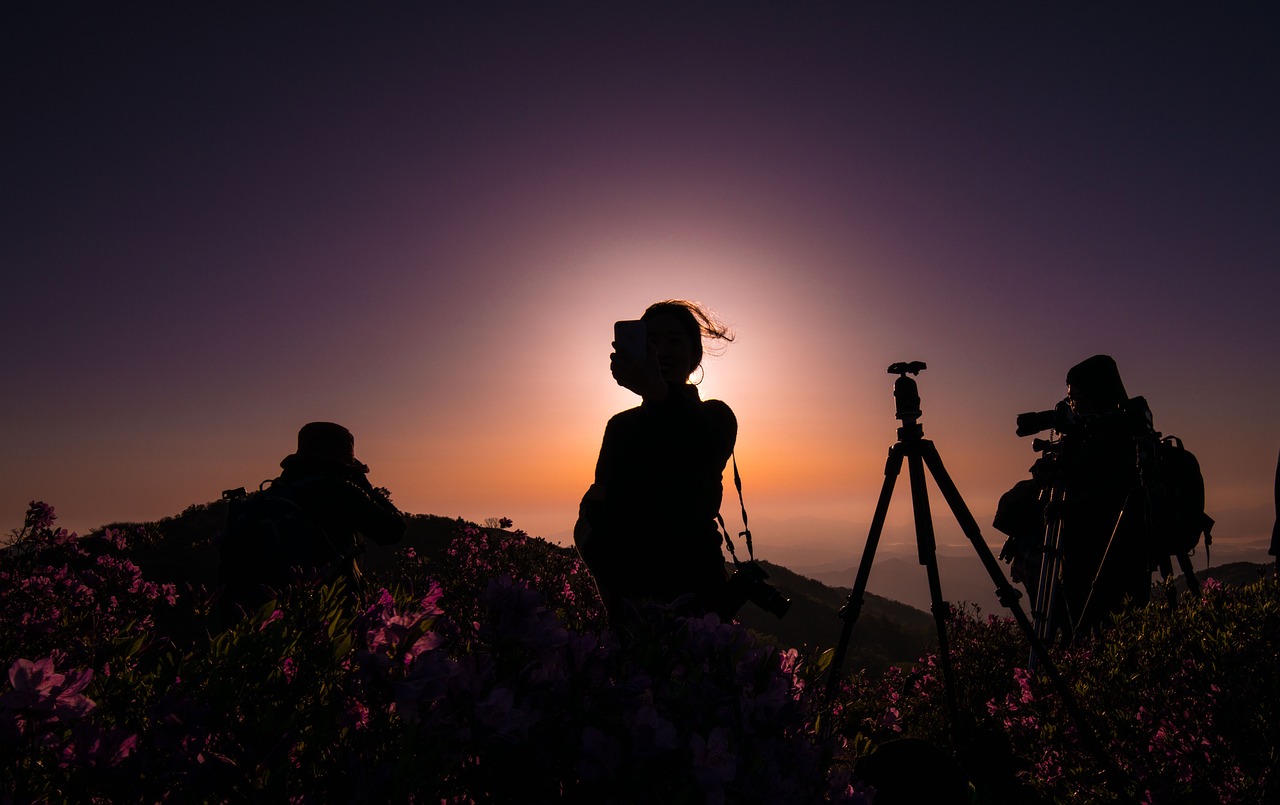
(888, 361, 926, 376)
(887, 361, 926, 434)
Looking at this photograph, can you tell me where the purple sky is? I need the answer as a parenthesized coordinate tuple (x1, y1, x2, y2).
(4, 3, 1277, 572)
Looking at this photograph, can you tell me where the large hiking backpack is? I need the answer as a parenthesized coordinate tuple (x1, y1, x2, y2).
(218, 478, 343, 612)
(1146, 435, 1214, 569)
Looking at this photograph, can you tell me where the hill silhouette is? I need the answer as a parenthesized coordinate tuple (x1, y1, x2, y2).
(90, 499, 935, 675)
(809, 551, 1273, 617)
(734, 560, 935, 675)
(87, 499, 1272, 677)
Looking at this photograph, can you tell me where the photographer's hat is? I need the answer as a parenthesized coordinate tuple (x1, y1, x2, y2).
(281, 422, 369, 473)
(1066, 354, 1128, 412)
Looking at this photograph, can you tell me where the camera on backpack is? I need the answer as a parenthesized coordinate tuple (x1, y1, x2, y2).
(722, 560, 791, 619)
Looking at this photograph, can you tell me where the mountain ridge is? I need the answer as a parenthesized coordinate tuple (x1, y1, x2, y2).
(84, 499, 937, 674)
(78, 498, 1274, 675)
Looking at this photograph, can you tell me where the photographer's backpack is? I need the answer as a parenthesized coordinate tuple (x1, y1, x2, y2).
(218, 478, 341, 614)
(1147, 435, 1215, 581)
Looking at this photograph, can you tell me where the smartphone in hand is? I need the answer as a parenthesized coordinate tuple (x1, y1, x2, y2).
(613, 320, 647, 363)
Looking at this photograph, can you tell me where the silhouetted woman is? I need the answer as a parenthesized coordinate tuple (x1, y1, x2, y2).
(575, 300, 737, 624)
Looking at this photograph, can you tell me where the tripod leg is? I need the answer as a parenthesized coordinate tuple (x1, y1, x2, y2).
(1034, 486, 1067, 647)
(1159, 555, 1178, 607)
(1176, 552, 1200, 594)
(906, 446, 962, 736)
(1076, 490, 1139, 638)
(825, 444, 904, 698)
(922, 442, 1070, 672)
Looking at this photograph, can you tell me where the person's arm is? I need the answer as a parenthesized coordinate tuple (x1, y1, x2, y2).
(340, 476, 407, 546)
(578, 416, 624, 542)
(610, 346, 668, 404)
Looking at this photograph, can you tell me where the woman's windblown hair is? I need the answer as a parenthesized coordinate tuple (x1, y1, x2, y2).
(642, 299, 734, 371)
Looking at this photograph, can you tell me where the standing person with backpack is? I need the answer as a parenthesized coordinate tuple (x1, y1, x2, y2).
(574, 300, 738, 626)
(219, 422, 406, 619)
(1055, 355, 1155, 634)
(996, 355, 1211, 642)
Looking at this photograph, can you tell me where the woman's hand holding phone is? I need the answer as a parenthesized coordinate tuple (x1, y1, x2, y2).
(611, 320, 668, 402)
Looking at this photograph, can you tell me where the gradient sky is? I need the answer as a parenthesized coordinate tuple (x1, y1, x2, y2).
(4, 3, 1277, 572)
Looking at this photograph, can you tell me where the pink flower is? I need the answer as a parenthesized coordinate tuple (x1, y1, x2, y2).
(577, 726, 622, 781)
(630, 704, 678, 753)
(101, 528, 129, 551)
(25, 501, 57, 531)
(1, 657, 96, 722)
(58, 722, 139, 768)
(1013, 666, 1035, 704)
(690, 726, 737, 786)
(475, 687, 536, 736)
(259, 609, 283, 631)
(878, 706, 903, 733)
(338, 697, 370, 731)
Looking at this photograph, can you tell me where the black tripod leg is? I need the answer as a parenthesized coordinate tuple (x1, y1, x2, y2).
(919, 441, 1132, 797)
(1176, 553, 1200, 594)
(1159, 555, 1177, 607)
(1034, 486, 1067, 648)
(1077, 491, 1138, 638)
(919, 442, 1031, 618)
(825, 444, 905, 698)
(906, 445, 962, 737)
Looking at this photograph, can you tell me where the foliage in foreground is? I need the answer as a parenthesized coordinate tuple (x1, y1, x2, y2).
(2, 500, 1277, 804)
(824, 573, 1279, 804)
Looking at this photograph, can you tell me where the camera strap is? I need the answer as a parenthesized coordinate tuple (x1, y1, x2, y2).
(716, 453, 755, 567)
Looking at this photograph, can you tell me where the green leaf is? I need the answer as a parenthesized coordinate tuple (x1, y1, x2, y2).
(333, 633, 354, 660)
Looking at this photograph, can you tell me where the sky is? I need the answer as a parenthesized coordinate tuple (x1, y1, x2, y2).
(4, 2, 1278, 577)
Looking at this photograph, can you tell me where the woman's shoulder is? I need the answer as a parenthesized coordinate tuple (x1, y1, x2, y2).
(700, 398, 736, 419)
(700, 398, 737, 440)
(608, 392, 734, 424)
(607, 403, 645, 421)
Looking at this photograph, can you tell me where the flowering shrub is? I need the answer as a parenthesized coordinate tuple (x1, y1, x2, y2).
(425, 523, 609, 634)
(826, 582, 1280, 804)
(352, 526, 867, 802)
(3, 500, 1276, 803)
(0, 503, 872, 802)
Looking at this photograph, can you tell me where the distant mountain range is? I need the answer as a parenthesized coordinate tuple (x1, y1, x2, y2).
(798, 550, 1274, 616)
(747, 514, 1271, 616)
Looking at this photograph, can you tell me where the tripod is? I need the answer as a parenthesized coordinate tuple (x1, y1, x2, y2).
(824, 363, 1121, 785)
(1028, 442, 1070, 649)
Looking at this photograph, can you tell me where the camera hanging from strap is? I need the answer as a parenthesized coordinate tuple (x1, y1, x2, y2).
(716, 454, 792, 619)
(717, 453, 755, 567)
